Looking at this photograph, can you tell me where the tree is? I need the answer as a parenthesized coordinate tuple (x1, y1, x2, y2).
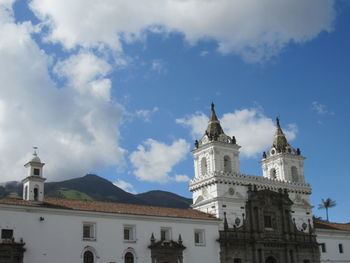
(318, 198, 336, 222)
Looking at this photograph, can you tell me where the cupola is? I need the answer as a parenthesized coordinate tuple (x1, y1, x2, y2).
(22, 148, 46, 202)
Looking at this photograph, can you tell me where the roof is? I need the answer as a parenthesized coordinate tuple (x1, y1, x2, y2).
(272, 117, 290, 153)
(205, 103, 225, 138)
(314, 219, 350, 231)
(0, 197, 218, 221)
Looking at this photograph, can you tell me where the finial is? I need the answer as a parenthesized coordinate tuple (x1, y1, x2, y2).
(33, 146, 38, 156)
(211, 102, 215, 111)
(223, 212, 228, 230)
(150, 232, 155, 244)
(178, 234, 183, 245)
(276, 116, 280, 127)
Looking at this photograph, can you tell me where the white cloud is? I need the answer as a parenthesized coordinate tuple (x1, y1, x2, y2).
(151, 59, 167, 74)
(29, 0, 335, 62)
(176, 112, 208, 138)
(135, 107, 159, 122)
(130, 139, 190, 183)
(114, 180, 136, 194)
(312, 101, 334, 115)
(174, 174, 190, 183)
(177, 109, 297, 157)
(54, 52, 112, 101)
(0, 5, 125, 182)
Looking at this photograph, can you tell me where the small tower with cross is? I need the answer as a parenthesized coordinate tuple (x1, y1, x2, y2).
(22, 147, 46, 202)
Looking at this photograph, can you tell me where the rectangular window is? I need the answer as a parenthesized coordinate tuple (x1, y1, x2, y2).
(123, 225, 136, 242)
(160, 227, 171, 241)
(234, 259, 242, 263)
(83, 223, 96, 241)
(339, 244, 343, 254)
(33, 168, 40, 176)
(264, 215, 272, 229)
(1, 229, 13, 240)
(194, 229, 205, 246)
(320, 243, 326, 253)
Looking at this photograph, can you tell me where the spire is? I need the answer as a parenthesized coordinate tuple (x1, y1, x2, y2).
(272, 117, 289, 153)
(205, 102, 224, 139)
(210, 102, 219, 121)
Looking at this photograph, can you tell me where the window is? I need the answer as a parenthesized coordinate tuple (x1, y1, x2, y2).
(160, 227, 171, 241)
(201, 157, 207, 175)
(83, 223, 96, 241)
(291, 166, 298, 182)
(124, 252, 134, 263)
(264, 215, 272, 229)
(33, 168, 40, 176)
(24, 185, 28, 200)
(234, 259, 242, 263)
(83, 251, 94, 263)
(123, 225, 136, 242)
(1, 229, 13, 240)
(339, 244, 344, 254)
(33, 187, 39, 201)
(223, 155, 232, 172)
(194, 229, 205, 246)
(270, 168, 277, 179)
(320, 243, 326, 253)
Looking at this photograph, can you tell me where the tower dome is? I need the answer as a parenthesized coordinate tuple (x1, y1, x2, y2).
(29, 152, 41, 163)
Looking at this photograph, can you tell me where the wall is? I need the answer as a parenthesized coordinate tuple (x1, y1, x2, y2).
(0, 205, 220, 263)
(316, 229, 350, 263)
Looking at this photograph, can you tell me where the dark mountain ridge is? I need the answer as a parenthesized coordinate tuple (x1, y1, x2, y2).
(0, 174, 192, 209)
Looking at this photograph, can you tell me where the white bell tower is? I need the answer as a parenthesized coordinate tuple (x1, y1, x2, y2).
(22, 148, 46, 202)
(261, 118, 313, 232)
(261, 118, 305, 184)
(190, 103, 243, 223)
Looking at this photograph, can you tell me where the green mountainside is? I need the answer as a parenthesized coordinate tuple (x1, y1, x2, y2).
(0, 174, 192, 209)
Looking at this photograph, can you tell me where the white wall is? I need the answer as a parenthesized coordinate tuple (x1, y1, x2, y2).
(0, 205, 220, 263)
(316, 229, 350, 263)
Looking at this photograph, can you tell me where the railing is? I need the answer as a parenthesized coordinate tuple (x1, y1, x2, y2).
(189, 171, 311, 193)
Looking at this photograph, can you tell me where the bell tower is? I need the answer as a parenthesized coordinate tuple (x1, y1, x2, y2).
(190, 103, 243, 224)
(22, 148, 46, 202)
(261, 118, 305, 184)
(261, 118, 313, 232)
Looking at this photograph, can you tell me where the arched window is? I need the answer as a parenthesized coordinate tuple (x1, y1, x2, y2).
(201, 157, 207, 175)
(24, 186, 28, 200)
(223, 155, 232, 172)
(270, 168, 277, 179)
(33, 187, 39, 201)
(291, 166, 298, 182)
(83, 251, 94, 263)
(125, 252, 134, 263)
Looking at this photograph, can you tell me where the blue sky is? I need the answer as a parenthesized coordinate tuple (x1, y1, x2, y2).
(0, 0, 349, 222)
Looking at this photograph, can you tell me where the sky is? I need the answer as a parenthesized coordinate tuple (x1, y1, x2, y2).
(0, 0, 349, 223)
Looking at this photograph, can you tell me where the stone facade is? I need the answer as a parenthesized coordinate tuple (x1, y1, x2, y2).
(219, 188, 320, 263)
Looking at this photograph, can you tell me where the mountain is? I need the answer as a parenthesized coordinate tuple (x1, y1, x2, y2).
(0, 174, 192, 209)
(45, 174, 146, 205)
(136, 190, 192, 209)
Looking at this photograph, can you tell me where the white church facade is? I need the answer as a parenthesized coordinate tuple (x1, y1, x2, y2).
(0, 104, 349, 263)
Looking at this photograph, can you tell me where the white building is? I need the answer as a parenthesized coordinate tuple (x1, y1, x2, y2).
(0, 104, 349, 263)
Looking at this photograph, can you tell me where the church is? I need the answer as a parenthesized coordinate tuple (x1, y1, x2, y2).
(0, 104, 349, 263)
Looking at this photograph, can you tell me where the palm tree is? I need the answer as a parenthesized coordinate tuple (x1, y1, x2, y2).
(318, 198, 336, 222)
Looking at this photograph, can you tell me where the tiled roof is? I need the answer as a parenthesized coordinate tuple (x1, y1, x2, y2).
(314, 219, 350, 231)
(0, 197, 218, 221)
